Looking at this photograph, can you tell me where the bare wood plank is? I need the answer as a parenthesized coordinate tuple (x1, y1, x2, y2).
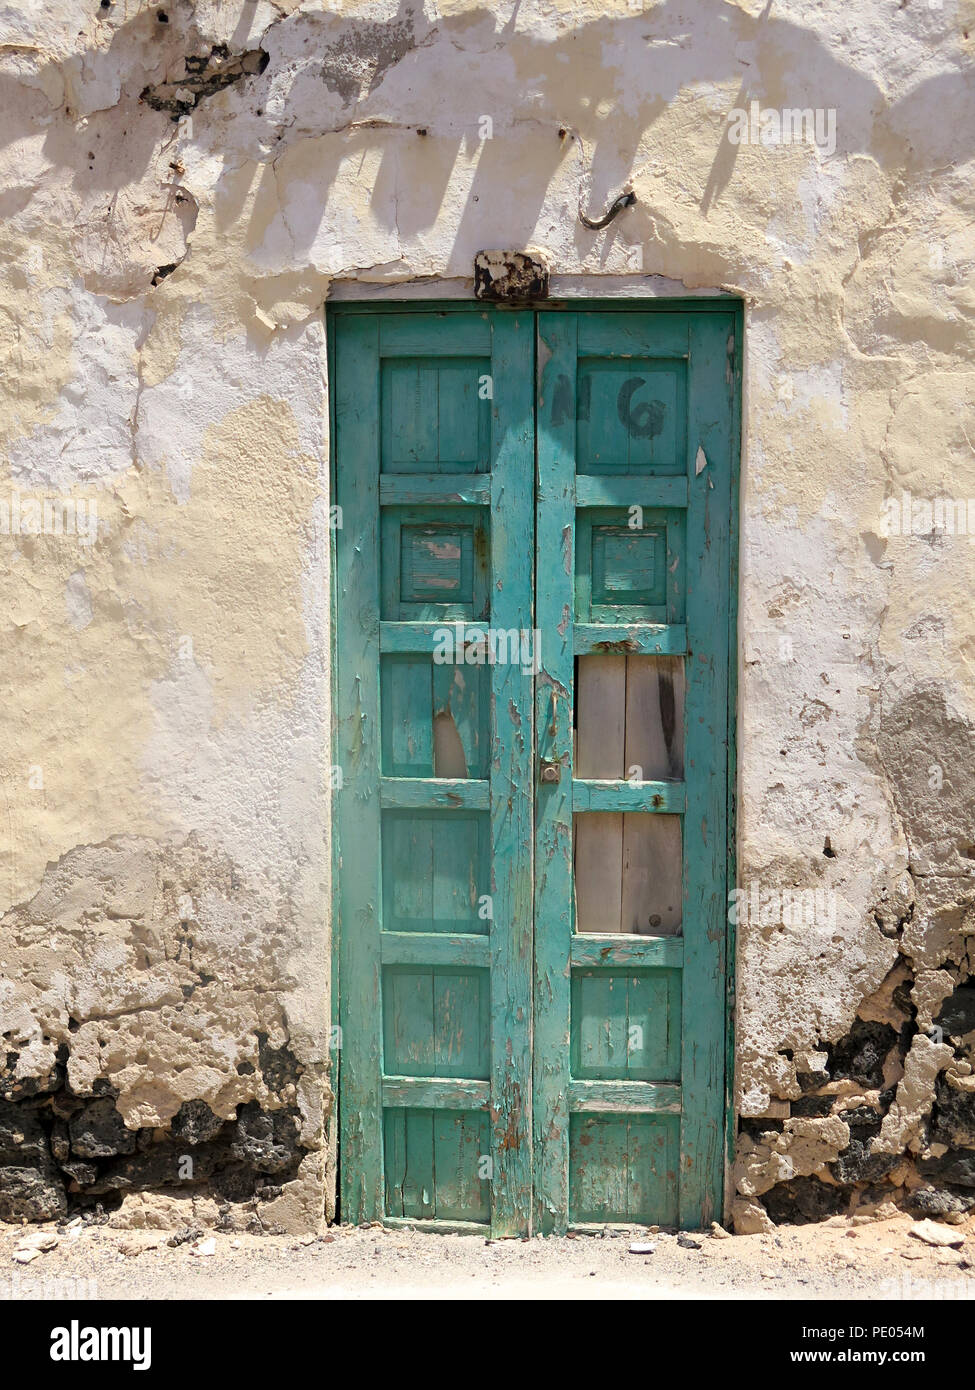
(574, 654, 625, 935)
(574, 813, 623, 934)
(433, 708, 468, 778)
(624, 655, 685, 782)
(622, 814, 684, 936)
(486, 310, 536, 1236)
(575, 654, 626, 778)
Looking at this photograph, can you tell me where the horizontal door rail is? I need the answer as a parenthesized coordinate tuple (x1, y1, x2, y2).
(380, 777, 490, 810)
(573, 623, 687, 656)
(567, 1080, 682, 1115)
(572, 779, 685, 813)
(378, 315, 492, 356)
(382, 1077, 491, 1110)
(381, 932, 491, 967)
(380, 473, 492, 506)
(570, 934, 684, 968)
(574, 474, 688, 508)
(380, 621, 491, 654)
(383, 1217, 488, 1234)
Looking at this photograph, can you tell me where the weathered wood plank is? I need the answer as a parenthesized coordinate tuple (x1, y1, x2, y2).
(433, 662, 487, 779)
(383, 1217, 488, 1235)
(576, 312, 690, 358)
(381, 656, 433, 777)
(568, 1114, 679, 1225)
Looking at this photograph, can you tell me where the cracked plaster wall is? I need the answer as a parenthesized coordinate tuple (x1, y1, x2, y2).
(0, 0, 974, 1230)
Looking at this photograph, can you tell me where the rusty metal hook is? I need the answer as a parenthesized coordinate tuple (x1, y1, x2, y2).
(579, 189, 637, 230)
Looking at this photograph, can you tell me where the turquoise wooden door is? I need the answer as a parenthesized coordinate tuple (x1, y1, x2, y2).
(333, 303, 737, 1235)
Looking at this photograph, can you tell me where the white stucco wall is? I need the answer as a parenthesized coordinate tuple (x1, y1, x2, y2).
(1, 0, 974, 1230)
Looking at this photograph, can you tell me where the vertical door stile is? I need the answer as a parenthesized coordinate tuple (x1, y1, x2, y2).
(489, 310, 536, 1236)
(678, 312, 734, 1228)
(532, 311, 577, 1233)
(335, 313, 384, 1225)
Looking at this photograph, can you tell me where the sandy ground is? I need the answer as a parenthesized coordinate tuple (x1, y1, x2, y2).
(1, 1212, 975, 1300)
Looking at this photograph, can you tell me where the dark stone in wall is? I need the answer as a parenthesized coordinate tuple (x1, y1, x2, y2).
(832, 1139, 899, 1186)
(830, 1107, 898, 1185)
(171, 1099, 224, 1146)
(918, 1149, 975, 1188)
(230, 1104, 299, 1174)
(0, 1073, 305, 1223)
(256, 1034, 302, 1096)
(764, 1178, 847, 1225)
(930, 1078, 975, 1149)
(0, 1098, 50, 1165)
(140, 45, 270, 120)
(84, 1106, 302, 1199)
(936, 982, 975, 1040)
(907, 1185, 975, 1217)
(0, 1166, 66, 1222)
(825, 1020, 898, 1089)
(791, 1094, 836, 1118)
(69, 1098, 138, 1158)
(61, 1161, 98, 1187)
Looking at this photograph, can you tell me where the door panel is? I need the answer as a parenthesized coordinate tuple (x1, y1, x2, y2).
(334, 303, 735, 1235)
(533, 309, 735, 1232)
(335, 310, 535, 1235)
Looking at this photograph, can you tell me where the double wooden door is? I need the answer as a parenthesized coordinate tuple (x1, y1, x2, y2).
(332, 302, 738, 1234)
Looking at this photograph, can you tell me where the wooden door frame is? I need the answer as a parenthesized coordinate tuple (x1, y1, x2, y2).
(326, 295, 742, 1229)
